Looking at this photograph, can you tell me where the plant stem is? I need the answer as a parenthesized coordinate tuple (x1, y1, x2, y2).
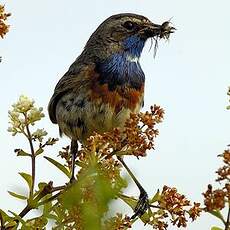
(23, 113, 35, 198)
(18, 182, 64, 218)
(19, 191, 61, 218)
(18, 204, 31, 218)
(149, 204, 166, 210)
(38, 192, 61, 206)
(52, 185, 66, 192)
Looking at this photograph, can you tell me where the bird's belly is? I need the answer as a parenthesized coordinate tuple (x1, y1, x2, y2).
(86, 102, 141, 134)
(56, 92, 143, 143)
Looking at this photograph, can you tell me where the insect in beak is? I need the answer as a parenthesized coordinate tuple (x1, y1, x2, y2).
(159, 21, 176, 39)
(143, 19, 176, 39)
(147, 20, 176, 58)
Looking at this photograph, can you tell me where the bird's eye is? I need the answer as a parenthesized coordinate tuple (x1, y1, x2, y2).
(123, 21, 135, 30)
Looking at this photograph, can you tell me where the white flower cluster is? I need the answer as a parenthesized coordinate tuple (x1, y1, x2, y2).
(8, 95, 45, 136)
(12, 95, 34, 113)
(32, 128, 48, 142)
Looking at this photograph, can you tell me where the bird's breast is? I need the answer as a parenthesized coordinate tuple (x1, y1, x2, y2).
(90, 80, 144, 114)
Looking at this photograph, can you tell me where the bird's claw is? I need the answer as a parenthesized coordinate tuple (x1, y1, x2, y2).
(131, 189, 149, 219)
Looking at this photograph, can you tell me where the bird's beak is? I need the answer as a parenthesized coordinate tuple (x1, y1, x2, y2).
(142, 21, 176, 39)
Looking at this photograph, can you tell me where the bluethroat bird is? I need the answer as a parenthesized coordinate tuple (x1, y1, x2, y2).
(48, 13, 175, 218)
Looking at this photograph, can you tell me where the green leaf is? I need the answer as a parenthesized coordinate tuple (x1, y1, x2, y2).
(38, 182, 48, 190)
(46, 138, 59, 146)
(0, 208, 11, 225)
(209, 210, 225, 224)
(211, 227, 223, 230)
(8, 191, 27, 200)
(44, 156, 70, 178)
(35, 148, 44, 156)
(45, 213, 58, 221)
(4, 220, 18, 229)
(118, 193, 137, 210)
(138, 211, 151, 224)
(14, 149, 30, 157)
(8, 210, 26, 225)
(31, 182, 49, 198)
(42, 194, 52, 216)
(19, 172, 32, 191)
(25, 216, 48, 228)
(150, 189, 160, 203)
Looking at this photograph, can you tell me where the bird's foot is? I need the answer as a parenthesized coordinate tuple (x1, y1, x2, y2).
(131, 189, 149, 219)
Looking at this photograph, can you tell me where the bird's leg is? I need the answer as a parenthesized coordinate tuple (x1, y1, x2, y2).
(117, 156, 149, 219)
(70, 139, 78, 183)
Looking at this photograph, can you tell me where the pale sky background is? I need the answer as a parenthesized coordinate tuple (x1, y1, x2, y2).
(1, 0, 230, 229)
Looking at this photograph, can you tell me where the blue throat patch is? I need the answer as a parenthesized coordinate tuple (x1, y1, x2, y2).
(123, 35, 145, 58)
(97, 35, 145, 90)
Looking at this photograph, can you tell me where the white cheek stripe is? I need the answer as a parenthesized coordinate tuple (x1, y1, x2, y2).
(126, 55, 139, 63)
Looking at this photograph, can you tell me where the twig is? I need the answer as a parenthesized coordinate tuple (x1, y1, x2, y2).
(52, 185, 66, 192)
(18, 182, 65, 218)
(38, 192, 61, 206)
(18, 204, 31, 219)
(23, 113, 35, 198)
(149, 204, 164, 209)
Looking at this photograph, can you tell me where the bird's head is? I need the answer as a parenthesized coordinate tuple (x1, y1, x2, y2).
(83, 13, 175, 61)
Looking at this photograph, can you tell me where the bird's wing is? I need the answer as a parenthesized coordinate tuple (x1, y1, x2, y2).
(48, 63, 96, 124)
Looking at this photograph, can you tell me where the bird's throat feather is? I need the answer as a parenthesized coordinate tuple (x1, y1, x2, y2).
(96, 36, 145, 90)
